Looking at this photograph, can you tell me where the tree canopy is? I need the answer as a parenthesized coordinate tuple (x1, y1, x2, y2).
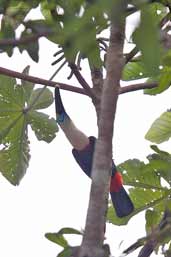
(1, 1, 171, 257)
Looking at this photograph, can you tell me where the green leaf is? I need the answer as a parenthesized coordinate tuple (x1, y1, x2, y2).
(45, 233, 69, 247)
(163, 49, 171, 67)
(19, 29, 39, 62)
(27, 111, 58, 143)
(26, 40, 39, 63)
(107, 204, 132, 226)
(0, 72, 57, 185)
(147, 147, 171, 185)
(41, 1, 56, 21)
(144, 67, 171, 95)
(145, 111, 171, 144)
(133, 6, 161, 76)
(150, 145, 170, 156)
(5, 2, 33, 26)
(122, 61, 150, 81)
(21, 66, 34, 102)
(0, 115, 30, 185)
(45, 227, 82, 248)
(0, 75, 24, 108)
(28, 88, 54, 110)
(145, 209, 162, 233)
(0, 16, 15, 56)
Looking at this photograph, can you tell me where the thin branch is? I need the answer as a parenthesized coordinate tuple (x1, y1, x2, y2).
(125, 46, 139, 63)
(119, 82, 157, 94)
(69, 62, 96, 99)
(90, 68, 103, 119)
(0, 66, 158, 96)
(0, 33, 50, 47)
(0, 66, 88, 95)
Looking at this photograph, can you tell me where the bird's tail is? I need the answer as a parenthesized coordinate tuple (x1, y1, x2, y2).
(110, 186, 134, 218)
(109, 165, 134, 217)
(72, 137, 134, 218)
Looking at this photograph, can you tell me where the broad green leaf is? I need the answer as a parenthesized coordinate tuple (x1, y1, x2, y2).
(145, 209, 163, 233)
(107, 203, 132, 226)
(147, 147, 171, 185)
(122, 61, 150, 81)
(45, 233, 68, 247)
(19, 29, 39, 62)
(0, 16, 15, 56)
(133, 7, 161, 77)
(5, 2, 33, 27)
(119, 159, 161, 188)
(27, 111, 58, 143)
(0, 71, 57, 185)
(0, 113, 23, 143)
(144, 67, 171, 95)
(147, 3, 168, 24)
(163, 49, 171, 67)
(26, 40, 39, 63)
(28, 88, 54, 110)
(41, 1, 56, 21)
(0, 115, 30, 185)
(145, 111, 171, 144)
(108, 187, 166, 226)
(21, 66, 34, 102)
(0, 75, 24, 108)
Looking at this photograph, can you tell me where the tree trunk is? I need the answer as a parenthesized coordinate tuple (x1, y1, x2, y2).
(79, 2, 128, 257)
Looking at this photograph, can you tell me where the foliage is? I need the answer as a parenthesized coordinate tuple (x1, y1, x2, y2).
(108, 145, 171, 225)
(0, 66, 58, 185)
(45, 227, 82, 257)
(145, 111, 171, 143)
(1, 0, 171, 257)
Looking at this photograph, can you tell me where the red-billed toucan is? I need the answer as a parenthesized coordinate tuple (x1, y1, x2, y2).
(55, 87, 134, 218)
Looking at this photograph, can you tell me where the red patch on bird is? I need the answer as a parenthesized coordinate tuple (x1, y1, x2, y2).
(110, 172, 123, 192)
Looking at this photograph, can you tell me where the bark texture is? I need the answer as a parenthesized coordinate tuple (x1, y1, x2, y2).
(79, 2, 128, 257)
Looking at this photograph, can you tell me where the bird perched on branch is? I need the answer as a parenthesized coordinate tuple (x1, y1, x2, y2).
(54, 87, 134, 218)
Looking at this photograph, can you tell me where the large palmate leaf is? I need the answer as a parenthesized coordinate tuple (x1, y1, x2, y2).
(27, 111, 57, 143)
(0, 115, 30, 185)
(28, 87, 54, 110)
(107, 154, 171, 225)
(0, 68, 58, 185)
(145, 111, 171, 144)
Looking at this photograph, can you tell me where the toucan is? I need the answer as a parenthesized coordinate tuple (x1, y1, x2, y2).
(55, 87, 134, 217)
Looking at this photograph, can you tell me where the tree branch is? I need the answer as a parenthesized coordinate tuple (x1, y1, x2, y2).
(120, 82, 157, 94)
(69, 62, 96, 99)
(79, 2, 127, 257)
(0, 66, 158, 98)
(0, 66, 87, 95)
(91, 67, 103, 119)
(125, 46, 139, 63)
